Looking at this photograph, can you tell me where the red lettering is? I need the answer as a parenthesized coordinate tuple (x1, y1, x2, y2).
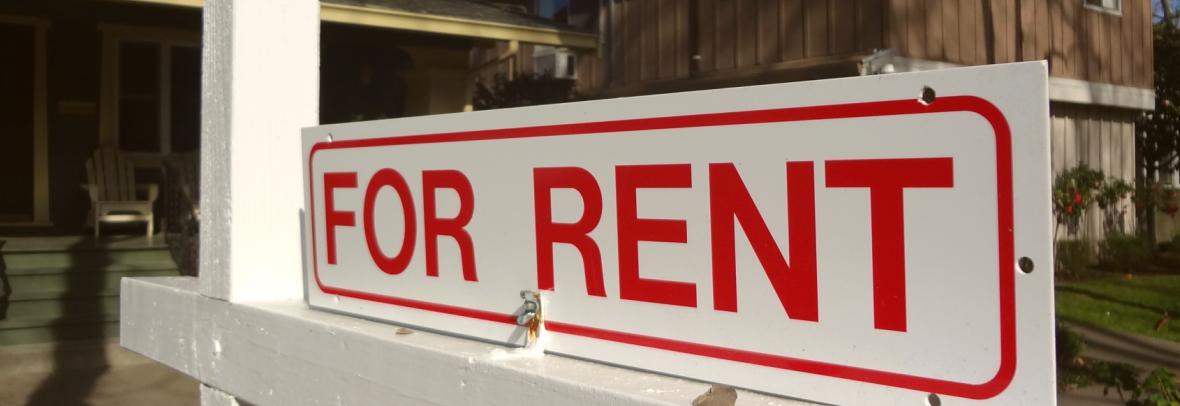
(324, 172, 357, 265)
(616, 164, 696, 307)
(363, 168, 417, 275)
(825, 157, 954, 332)
(423, 170, 478, 281)
(533, 167, 606, 296)
(709, 162, 817, 321)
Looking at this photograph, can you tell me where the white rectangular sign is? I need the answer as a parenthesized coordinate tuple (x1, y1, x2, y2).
(301, 62, 1055, 405)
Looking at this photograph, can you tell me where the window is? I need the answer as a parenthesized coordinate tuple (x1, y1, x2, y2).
(536, 0, 570, 20)
(1084, 0, 1121, 15)
(534, 0, 597, 29)
(110, 37, 200, 154)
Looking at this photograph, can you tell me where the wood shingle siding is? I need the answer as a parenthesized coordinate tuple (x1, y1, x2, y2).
(883, 0, 1152, 89)
(573, 0, 1151, 95)
(594, 0, 890, 89)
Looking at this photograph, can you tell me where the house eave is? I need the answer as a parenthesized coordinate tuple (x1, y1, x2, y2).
(109, 0, 599, 49)
(862, 52, 1156, 111)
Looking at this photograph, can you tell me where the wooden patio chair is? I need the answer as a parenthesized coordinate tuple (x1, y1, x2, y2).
(164, 152, 199, 275)
(85, 148, 158, 240)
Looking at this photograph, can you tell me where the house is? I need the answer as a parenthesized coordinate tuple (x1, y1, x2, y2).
(0, 0, 593, 346)
(0, 0, 595, 233)
(0, 0, 1161, 403)
(0, 0, 1158, 343)
(0, 0, 1156, 239)
(499, 0, 1157, 241)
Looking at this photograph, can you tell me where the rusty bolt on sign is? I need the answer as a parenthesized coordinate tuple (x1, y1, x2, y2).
(517, 290, 542, 345)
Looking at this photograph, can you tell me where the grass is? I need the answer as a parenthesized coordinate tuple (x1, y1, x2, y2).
(1056, 274, 1180, 343)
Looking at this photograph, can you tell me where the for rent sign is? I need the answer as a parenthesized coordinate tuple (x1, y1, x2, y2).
(301, 62, 1055, 405)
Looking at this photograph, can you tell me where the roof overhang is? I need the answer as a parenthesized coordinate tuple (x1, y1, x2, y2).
(112, 0, 598, 49)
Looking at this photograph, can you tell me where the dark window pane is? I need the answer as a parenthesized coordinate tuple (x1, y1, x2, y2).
(119, 42, 159, 96)
(170, 46, 201, 152)
(319, 25, 411, 124)
(537, 0, 569, 19)
(119, 100, 160, 152)
(119, 41, 160, 152)
(0, 23, 35, 218)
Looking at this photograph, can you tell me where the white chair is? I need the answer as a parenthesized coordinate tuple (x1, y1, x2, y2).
(85, 148, 158, 240)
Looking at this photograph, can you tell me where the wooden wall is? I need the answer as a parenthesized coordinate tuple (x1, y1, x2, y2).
(593, 0, 885, 89)
(479, 0, 1153, 95)
(883, 0, 1153, 89)
(1050, 102, 1139, 239)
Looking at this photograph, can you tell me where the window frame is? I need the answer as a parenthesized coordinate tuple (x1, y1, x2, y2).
(1083, 0, 1122, 16)
(99, 24, 200, 158)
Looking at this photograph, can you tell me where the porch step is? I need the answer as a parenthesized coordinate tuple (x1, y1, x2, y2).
(4, 264, 177, 293)
(0, 316, 119, 346)
(0, 236, 180, 345)
(4, 290, 121, 321)
(1, 248, 174, 271)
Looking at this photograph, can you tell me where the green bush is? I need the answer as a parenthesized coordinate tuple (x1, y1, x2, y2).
(1054, 165, 1105, 235)
(1058, 323, 1142, 396)
(1057, 240, 1094, 275)
(1099, 234, 1154, 274)
(1128, 368, 1180, 406)
(472, 72, 577, 110)
(1057, 323, 1091, 388)
(1057, 323, 1180, 404)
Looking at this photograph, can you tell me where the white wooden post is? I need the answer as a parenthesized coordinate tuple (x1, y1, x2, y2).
(198, 0, 319, 302)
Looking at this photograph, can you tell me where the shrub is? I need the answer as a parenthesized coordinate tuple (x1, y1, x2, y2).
(1098, 178, 1136, 235)
(1054, 165, 1105, 236)
(1056, 324, 1180, 405)
(1129, 368, 1180, 406)
(1056, 240, 1094, 275)
(1057, 323, 1091, 388)
(472, 72, 577, 110)
(1099, 234, 1154, 274)
(1139, 181, 1180, 218)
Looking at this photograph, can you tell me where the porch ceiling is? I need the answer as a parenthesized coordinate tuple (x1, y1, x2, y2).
(111, 0, 598, 49)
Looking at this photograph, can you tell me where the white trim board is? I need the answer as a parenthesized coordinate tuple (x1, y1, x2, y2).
(1047, 76, 1155, 111)
(120, 277, 817, 406)
(863, 54, 1155, 110)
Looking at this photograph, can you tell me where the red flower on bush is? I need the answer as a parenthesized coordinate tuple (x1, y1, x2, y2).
(1073, 192, 1083, 204)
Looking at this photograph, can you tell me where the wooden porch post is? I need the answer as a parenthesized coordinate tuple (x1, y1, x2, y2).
(198, 0, 318, 302)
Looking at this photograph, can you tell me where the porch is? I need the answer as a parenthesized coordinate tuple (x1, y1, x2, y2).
(0, 235, 178, 345)
(0, 0, 593, 235)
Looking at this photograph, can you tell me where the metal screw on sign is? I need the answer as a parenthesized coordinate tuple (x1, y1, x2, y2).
(517, 291, 539, 326)
(518, 290, 542, 344)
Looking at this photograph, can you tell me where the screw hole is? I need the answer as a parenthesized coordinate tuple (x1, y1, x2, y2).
(926, 393, 942, 406)
(919, 86, 936, 105)
(1019, 257, 1035, 274)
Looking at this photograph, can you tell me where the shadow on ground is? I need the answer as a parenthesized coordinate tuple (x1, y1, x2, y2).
(24, 237, 111, 405)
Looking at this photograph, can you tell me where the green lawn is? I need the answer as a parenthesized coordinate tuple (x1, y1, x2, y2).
(1056, 274, 1180, 343)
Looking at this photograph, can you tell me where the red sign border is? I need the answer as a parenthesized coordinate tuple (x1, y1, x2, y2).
(306, 96, 1016, 400)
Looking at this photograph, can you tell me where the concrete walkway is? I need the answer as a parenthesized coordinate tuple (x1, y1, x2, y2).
(1059, 321, 1180, 405)
(0, 339, 197, 406)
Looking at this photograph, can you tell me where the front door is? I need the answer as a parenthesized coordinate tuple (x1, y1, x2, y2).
(0, 22, 36, 222)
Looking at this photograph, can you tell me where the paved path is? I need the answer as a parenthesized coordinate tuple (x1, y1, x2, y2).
(0, 339, 197, 406)
(1059, 321, 1180, 405)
